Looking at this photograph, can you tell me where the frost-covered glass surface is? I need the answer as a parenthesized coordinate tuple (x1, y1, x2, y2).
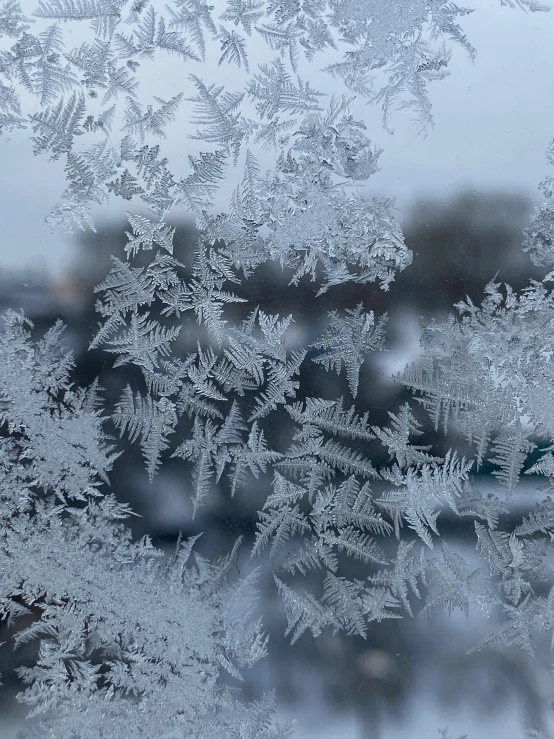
(2, 1, 554, 737)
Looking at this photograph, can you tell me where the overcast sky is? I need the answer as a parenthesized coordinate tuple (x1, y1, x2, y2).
(1, 0, 554, 276)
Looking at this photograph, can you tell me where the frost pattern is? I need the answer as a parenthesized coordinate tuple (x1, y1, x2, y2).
(0, 0, 553, 736)
(0, 311, 291, 738)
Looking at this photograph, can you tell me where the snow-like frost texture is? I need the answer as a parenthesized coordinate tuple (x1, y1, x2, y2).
(1, 0, 554, 736)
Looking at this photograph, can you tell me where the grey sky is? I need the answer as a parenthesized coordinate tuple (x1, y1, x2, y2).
(1, 0, 553, 276)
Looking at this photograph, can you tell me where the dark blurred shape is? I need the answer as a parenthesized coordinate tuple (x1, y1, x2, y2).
(394, 190, 541, 316)
(359, 190, 543, 452)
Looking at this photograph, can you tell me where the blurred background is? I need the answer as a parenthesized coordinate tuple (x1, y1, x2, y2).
(1, 190, 553, 739)
(2, 0, 554, 736)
